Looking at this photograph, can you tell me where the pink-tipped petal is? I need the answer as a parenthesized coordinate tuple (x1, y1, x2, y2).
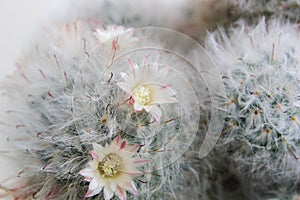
(84, 177, 92, 182)
(130, 183, 139, 196)
(130, 144, 140, 152)
(89, 151, 99, 160)
(85, 190, 94, 198)
(79, 169, 89, 176)
(85, 188, 102, 198)
(115, 134, 121, 144)
(120, 140, 126, 150)
(117, 186, 127, 200)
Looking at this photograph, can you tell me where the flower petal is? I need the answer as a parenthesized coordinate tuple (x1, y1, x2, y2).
(114, 134, 121, 144)
(88, 160, 99, 169)
(154, 96, 177, 104)
(116, 186, 127, 200)
(133, 101, 144, 111)
(134, 159, 150, 165)
(92, 143, 106, 160)
(130, 144, 141, 152)
(121, 166, 142, 176)
(109, 182, 117, 193)
(79, 166, 96, 177)
(84, 177, 92, 182)
(120, 140, 127, 150)
(89, 178, 99, 191)
(104, 187, 114, 200)
(79, 135, 148, 200)
(116, 82, 131, 94)
(89, 150, 99, 160)
(149, 85, 177, 104)
(85, 187, 102, 198)
(148, 105, 162, 123)
(129, 182, 139, 196)
(93, 143, 105, 152)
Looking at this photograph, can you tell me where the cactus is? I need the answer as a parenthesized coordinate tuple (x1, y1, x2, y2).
(0, 16, 211, 199)
(203, 17, 300, 199)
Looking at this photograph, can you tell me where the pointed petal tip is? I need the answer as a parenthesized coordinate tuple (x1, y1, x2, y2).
(89, 150, 99, 160)
(115, 134, 121, 144)
(84, 177, 92, 182)
(120, 140, 126, 150)
(130, 144, 141, 152)
(84, 190, 94, 198)
(130, 184, 139, 196)
(117, 186, 127, 200)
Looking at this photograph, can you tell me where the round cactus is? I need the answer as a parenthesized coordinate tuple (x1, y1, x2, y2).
(203, 18, 300, 198)
(0, 16, 214, 199)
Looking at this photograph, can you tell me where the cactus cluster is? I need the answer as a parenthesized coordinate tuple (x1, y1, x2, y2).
(1, 0, 300, 200)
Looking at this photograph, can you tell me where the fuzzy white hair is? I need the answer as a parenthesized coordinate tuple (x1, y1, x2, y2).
(204, 18, 300, 199)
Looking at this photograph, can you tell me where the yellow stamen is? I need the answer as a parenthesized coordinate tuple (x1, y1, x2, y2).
(98, 153, 122, 178)
(133, 86, 151, 106)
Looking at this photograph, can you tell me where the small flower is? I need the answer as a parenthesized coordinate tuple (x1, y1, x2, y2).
(94, 25, 138, 49)
(79, 135, 148, 200)
(117, 59, 177, 123)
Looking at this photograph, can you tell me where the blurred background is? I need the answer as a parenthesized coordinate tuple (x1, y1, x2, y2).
(0, 0, 72, 80)
(0, 0, 232, 80)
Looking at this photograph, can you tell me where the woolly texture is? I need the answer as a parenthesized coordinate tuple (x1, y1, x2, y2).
(229, 0, 300, 23)
(204, 18, 300, 199)
(0, 19, 204, 200)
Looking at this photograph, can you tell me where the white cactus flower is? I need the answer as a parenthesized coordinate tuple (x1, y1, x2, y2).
(79, 135, 148, 199)
(117, 59, 177, 123)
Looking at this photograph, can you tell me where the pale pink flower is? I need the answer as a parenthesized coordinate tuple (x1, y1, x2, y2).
(117, 59, 177, 123)
(94, 25, 138, 49)
(79, 135, 148, 200)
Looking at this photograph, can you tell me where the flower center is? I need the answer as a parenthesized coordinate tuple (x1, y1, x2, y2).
(98, 153, 122, 178)
(133, 86, 151, 106)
